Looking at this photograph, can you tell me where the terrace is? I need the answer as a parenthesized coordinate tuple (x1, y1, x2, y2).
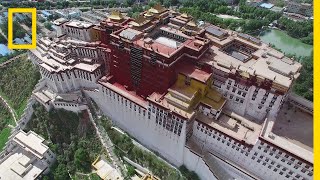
(196, 110, 262, 145)
(272, 102, 313, 152)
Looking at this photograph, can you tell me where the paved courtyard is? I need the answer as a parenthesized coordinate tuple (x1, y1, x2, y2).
(272, 102, 313, 151)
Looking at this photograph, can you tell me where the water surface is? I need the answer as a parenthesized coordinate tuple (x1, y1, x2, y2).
(259, 29, 313, 57)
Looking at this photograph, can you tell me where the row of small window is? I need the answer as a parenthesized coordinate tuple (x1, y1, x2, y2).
(252, 89, 278, 100)
(156, 116, 182, 129)
(257, 105, 272, 112)
(253, 97, 277, 107)
(253, 156, 308, 179)
(196, 123, 249, 151)
(227, 80, 249, 91)
(258, 144, 313, 173)
(56, 70, 93, 82)
(259, 154, 312, 176)
(156, 118, 182, 135)
(66, 27, 82, 36)
(54, 103, 77, 107)
(226, 85, 248, 97)
(160, 30, 186, 42)
(76, 47, 97, 59)
(40, 67, 53, 80)
(229, 95, 245, 104)
(150, 105, 184, 123)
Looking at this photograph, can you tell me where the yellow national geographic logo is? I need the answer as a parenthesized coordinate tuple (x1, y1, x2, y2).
(8, 8, 37, 49)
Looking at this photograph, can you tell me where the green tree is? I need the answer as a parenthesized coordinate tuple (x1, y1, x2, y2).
(54, 164, 70, 180)
(74, 148, 91, 172)
(127, 165, 136, 177)
(124, 0, 135, 7)
(44, 21, 53, 31)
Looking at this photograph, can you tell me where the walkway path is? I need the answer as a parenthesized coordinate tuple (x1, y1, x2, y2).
(86, 108, 124, 175)
(0, 28, 7, 41)
(0, 52, 27, 68)
(0, 95, 17, 125)
(83, 95, 125, 176)
(0, 53, 28, 126)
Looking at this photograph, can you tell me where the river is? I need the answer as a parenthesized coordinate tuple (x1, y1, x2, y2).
(259, 29, 313, 58)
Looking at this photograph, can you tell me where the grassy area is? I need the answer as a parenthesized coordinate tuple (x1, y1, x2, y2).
(0, 56, 40, 118)
(73, 173, 100, 180)
(0, 103, 14, 150)
(89, 173, 101, 180)
(0, 128, 11, 150)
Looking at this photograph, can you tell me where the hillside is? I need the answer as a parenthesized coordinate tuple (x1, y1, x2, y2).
(25, 104, 103, 179)
(0, 56, 40, 117)
(0, 104, 13, 150)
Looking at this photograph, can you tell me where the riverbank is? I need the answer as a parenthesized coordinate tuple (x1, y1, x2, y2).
(259, 29, 313, 58)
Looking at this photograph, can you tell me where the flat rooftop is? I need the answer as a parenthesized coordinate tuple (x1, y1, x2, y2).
(13, 131, 49, 158)
(92, 156, 123, 180)
(0, 151, 46, 180)
(261, 104, 313, 164)
(272, 102, 313, 151)
(66, 20, 94, 29)
(196, 110, 262, 145)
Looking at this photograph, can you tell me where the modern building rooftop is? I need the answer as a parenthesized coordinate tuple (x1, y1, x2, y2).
(12, 131, 49, 158)
(0, 151, 46, 180)
(92, 156, 123, 180)
(0, 130, 53, 180)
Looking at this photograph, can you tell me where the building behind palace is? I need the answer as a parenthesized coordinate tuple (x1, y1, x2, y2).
(28, 4, 313, 180)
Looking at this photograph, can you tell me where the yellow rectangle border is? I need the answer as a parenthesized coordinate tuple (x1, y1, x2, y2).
(314, 0, 318, 178)
(8, 8, 37, 49)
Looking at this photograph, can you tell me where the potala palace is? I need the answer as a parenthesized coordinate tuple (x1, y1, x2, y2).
(28, 4, 313, 180)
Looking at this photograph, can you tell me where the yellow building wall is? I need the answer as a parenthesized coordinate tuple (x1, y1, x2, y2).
(90, 28, 101, 42)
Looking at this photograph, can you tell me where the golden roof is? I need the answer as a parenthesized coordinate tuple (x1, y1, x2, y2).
(240, 71, 250, 78)
(130, 15, 150, 27)
(187, 21, 197, 27)
(201, 88, 226, 110)
(144, 11, 154, 17)
(109, 11, 123, 20)
(148, 3, 166, 14)
(181, 13, 189, 18)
